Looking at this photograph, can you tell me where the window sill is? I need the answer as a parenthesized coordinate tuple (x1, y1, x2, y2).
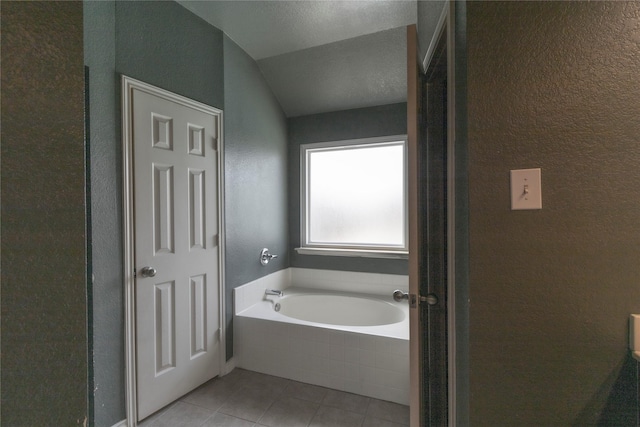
(295, 247, 408, 260)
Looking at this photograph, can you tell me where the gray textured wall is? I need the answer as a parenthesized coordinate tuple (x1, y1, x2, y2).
(84, 2, 124, 425)
(223, 35, 289, 359)
(86, 2, 225, 424)
(115, 1, 224, 109)
(1, 1, 88, 424)
(288, 103, 408, 275)
(467, 2, 640, 425)
(86, 4, 289, 421)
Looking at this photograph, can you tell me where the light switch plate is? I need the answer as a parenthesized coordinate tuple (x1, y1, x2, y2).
(510, 168, 542, 210)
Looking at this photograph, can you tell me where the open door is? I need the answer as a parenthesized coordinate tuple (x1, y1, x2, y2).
(408, 23, 449, 426)
(407, 24, 422, 426)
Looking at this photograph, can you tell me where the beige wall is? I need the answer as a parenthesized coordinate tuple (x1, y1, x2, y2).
(1, 1, 87, 424)
(467, 1, 640, 425)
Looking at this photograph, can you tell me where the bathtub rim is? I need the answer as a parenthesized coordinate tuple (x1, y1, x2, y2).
(236, 287, 409, 341)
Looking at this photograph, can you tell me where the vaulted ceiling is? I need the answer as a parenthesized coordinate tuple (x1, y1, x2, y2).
(177, 1, 419, 117)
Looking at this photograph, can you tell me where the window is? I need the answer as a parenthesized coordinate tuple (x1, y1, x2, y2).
(299, 135, 408, 258)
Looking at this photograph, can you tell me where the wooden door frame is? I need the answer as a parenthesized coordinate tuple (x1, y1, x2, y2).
(445, 2, 458, 425)
(411, 2, 459, 425)
(407, 23, 420, 426)
(121, 75, 227, 426)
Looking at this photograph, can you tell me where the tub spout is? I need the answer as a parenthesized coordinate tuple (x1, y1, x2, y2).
(265, 289, 283, 297)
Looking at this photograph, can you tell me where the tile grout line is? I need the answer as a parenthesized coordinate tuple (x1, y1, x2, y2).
(305, 399, 323, 427)
(141, 370, 409, 427)
(255, 378, 292, 427)
(360, 397, 373, 427)
(307, 385, 330, 427)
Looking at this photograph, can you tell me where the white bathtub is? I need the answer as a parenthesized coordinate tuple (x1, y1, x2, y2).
(277, 292, 406, 327)
(235, 285, 409, 404)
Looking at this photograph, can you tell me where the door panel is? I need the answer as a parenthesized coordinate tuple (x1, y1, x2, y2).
(407, 24, 423, 426)
(131, 86, 221, 421)
(422, 29, 448, 424)
(408, 23, 449, 426)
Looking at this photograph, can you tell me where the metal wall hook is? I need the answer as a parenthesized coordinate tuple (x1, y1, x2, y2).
(260, 248, 278, 265)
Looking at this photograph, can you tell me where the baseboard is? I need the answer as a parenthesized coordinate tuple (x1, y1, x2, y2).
(223, 356, 237, 376)
(111, 420, 127, 427)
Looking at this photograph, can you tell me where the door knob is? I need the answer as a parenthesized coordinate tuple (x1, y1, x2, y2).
(392, 290, 409, 302)
(424, 293, 438, 305)
(140, 266, 157, 278)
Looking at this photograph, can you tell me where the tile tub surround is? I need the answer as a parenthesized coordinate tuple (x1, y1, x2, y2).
(233, 268, 410, 405)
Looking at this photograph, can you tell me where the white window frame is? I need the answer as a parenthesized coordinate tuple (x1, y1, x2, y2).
(297, 135, 409, 259)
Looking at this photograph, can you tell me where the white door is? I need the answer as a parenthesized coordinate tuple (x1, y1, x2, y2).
(128, 80, 223, 421)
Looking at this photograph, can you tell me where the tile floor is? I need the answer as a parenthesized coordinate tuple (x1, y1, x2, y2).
(139, 368, 409, 427)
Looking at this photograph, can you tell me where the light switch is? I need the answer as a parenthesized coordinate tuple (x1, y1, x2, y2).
(510, 168, 542, 210)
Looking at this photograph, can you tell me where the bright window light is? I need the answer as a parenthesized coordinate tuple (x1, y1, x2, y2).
(301, 136, 407, 252)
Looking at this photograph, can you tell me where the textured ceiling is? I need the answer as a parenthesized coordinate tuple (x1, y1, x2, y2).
(178, 1, 416, 59)
(177, 1, 418, 117)
(258, 27, 407, 117)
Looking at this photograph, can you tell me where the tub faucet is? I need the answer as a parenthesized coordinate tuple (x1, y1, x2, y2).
(265, 289, 283, 297)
